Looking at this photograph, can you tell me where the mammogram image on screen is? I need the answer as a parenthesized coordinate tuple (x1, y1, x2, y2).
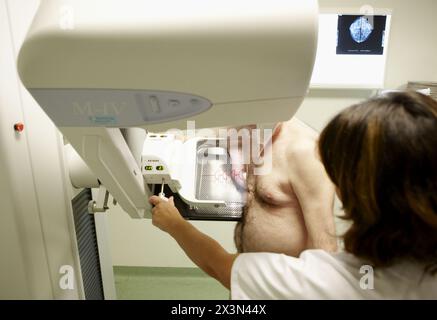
(337, 15, 387, 55)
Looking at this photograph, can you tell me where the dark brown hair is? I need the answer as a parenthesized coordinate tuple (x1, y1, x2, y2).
(318, 91, 437, 272)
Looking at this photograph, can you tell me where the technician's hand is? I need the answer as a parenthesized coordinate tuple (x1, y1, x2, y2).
(148, 195, 185, 234)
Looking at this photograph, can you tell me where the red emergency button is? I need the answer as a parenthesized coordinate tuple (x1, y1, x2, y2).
(14, 123, 24, 132)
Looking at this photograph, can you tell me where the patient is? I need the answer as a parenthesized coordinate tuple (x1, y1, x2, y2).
(233, 118, 338, 256)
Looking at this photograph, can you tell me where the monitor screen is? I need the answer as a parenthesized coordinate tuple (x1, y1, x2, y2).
(337, 15, 387, 55)
(310, 13, 391, 88)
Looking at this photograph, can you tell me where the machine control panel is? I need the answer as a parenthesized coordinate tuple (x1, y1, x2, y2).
(142, 133, 182, 193)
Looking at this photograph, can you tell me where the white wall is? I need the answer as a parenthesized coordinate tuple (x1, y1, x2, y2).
(108, 205, 237, 267)
(108, 0, 437, 268)
(0, 0, 84, 299)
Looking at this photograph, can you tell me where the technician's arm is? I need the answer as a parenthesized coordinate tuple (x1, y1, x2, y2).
(149, 196, 237, 289)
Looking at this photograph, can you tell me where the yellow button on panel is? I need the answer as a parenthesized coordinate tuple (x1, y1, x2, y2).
(156, 166, 164, 171)
(145, 166, 153, 171)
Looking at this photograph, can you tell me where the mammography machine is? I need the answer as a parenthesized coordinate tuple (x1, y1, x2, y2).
(18, 0, 319, 221)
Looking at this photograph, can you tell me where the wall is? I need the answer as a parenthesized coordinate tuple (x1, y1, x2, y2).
(108, 0, 437, 268)
(0, 0, 84, 298)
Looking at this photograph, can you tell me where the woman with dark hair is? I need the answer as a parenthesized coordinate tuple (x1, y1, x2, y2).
(148, 91, 437, 299)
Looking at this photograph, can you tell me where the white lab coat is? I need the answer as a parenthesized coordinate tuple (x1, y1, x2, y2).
(231, 249, 437, 299)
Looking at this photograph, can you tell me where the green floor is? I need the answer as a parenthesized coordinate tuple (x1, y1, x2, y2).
(114, 266, 229, 300)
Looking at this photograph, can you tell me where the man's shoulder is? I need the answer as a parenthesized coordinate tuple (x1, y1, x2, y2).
(282, 118, 319, 160)
(286, 117, 319, 138)
(286, 140, 317, 161)
(284, 137, 321, 174)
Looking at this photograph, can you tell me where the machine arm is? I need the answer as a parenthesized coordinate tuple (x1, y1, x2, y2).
(61, 127, 150, 219)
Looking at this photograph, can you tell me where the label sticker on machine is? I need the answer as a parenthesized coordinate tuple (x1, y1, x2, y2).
(89, 116, 117, 125)
(29, 89, 212, 127)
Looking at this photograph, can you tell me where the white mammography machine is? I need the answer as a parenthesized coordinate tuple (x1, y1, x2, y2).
(18, 0, 319, 220)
